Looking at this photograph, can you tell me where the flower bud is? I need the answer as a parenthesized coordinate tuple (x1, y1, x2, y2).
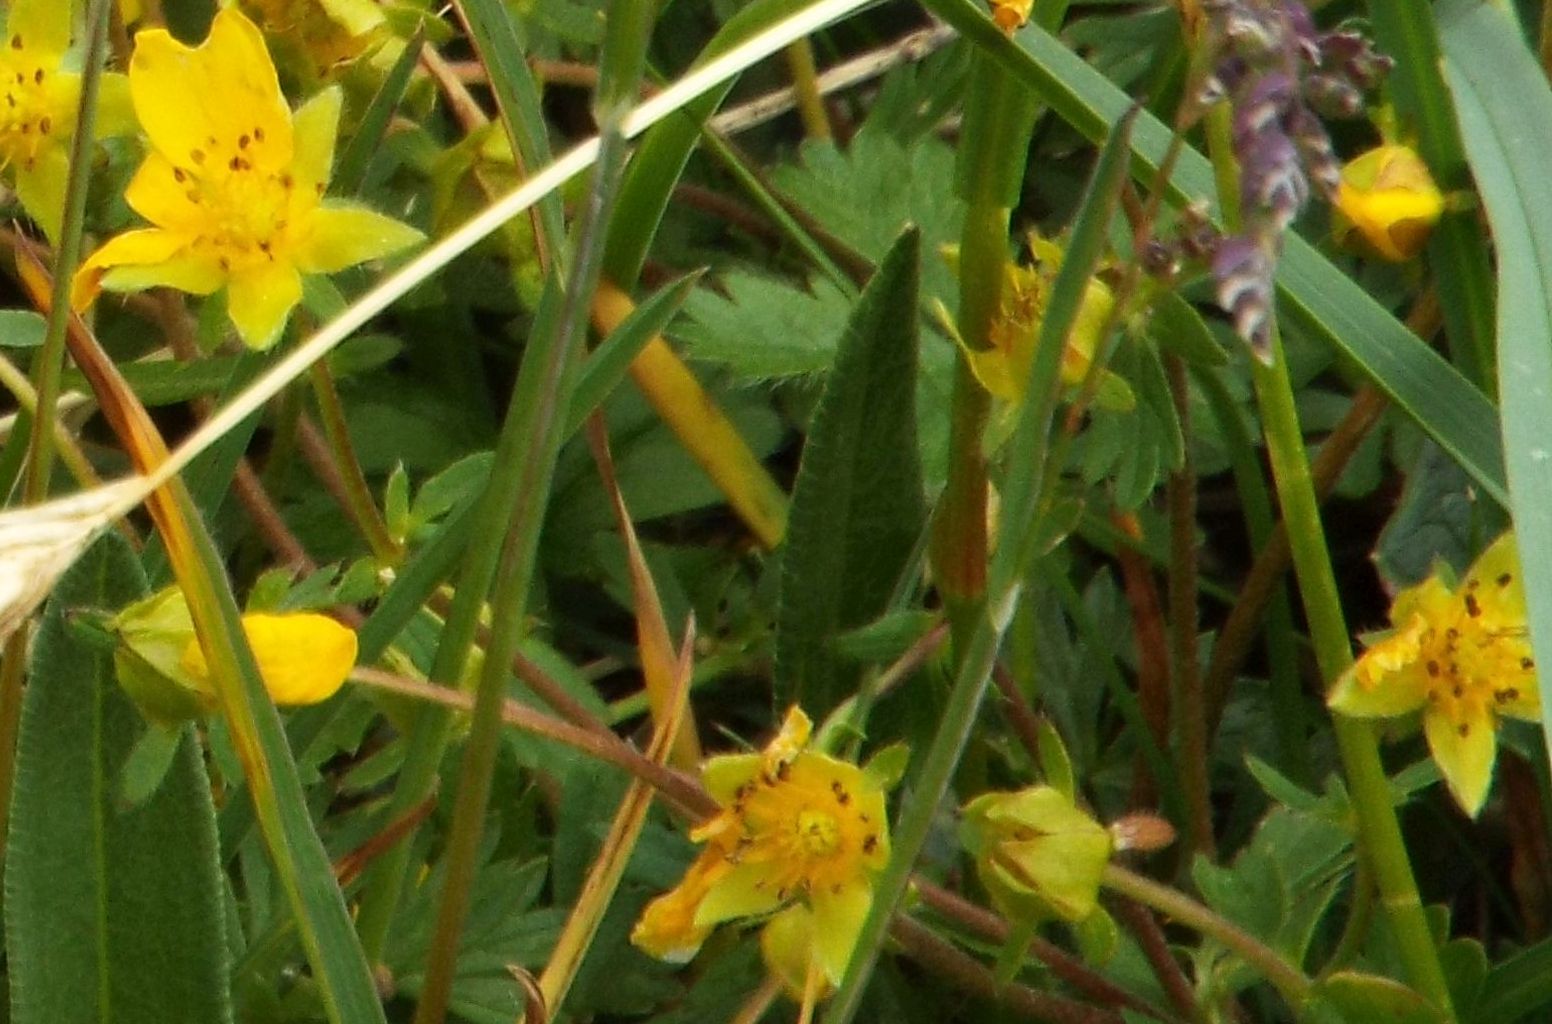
(1332, 144, 1444, 262)
(112, 586, 357, 722)
(960, 786, 1113, 924)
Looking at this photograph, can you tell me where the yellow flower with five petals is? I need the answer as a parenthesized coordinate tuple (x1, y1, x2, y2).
(631, 707, 891, 995)
(0, 0, 134, 240)
(72, 8, 421, 350)
(1329, 532, 1540, 816)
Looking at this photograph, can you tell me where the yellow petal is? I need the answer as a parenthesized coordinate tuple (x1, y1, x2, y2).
(124, 152, 208, 232)
(292, 86, 342, 194)
(760, 906, 826, 1000)
(1328, 628, 1430, 719)
(808, 877, 871, 985)
(692, 861, 784, 929)
(74, 228, 225, 309)
(12, 143, 67, 241)
(5, 0, 70, 58)
(93, 72, 136, 140)
(226, 258, 302, 350)
(632, 850, 731, 962)
(182, 612, 356, 706)
(129, 9, 292, 173)
(768, 705, 814, 763)
(293, 204, 422, 274)
(701, 752, 762, 805)
(1424, 702, 1497, 817)
(1461, 532, 1526, 627)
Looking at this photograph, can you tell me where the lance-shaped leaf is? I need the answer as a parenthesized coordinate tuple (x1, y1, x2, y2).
(777, 229, 926, 715)
(5, 534, 231, 1024)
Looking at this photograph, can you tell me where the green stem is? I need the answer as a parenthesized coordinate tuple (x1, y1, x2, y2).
(307, 361, 402, 565)
(931, 56, 1032, 650)
(1202, 99, 1457, 1020)
(1253, 347, 1455, 1020)
(1102, 864, 1312, 1007)
(409, 4, 655, 1020)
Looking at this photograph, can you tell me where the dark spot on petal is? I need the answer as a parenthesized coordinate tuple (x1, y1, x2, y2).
(1453, 684, 1464, 698)
(1498, 573, 1514, 587)
(254, 126, 265, 142)
(1427, 660, 1440, 677)
(1447, 627, 1460, 640)
(172, 167, 185, 182)
(1458, 722, 1471, 737)
(190, 148, 205, 164)
(229, 156, 241, 171)
(33, 68, 42, 84)
(862, 835, 878, 854)
(776, 760, 791, 782)
(238, 133, 250, 149)
(1466, 594, 1482, 617)
(9, 35, 20, 50)
(1523, 657, 1536, 670)
(36, 116, 48, 134)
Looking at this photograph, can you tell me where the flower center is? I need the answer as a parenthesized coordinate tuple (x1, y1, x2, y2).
(796, 809, 841, 857)
(168, 126, 316, 270)
(1419, 597, 1535, 735)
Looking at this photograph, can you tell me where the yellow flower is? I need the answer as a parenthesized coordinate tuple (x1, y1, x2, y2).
(949, 234, 1121, 404)
(1331, 144, 1444, 262)
(72, 8, 421, 350)
(0, 0, 133, 240)
(959, 785, 1113, 924)
(113, 586, 357, 721)
(990, 0, 1034, 32)
(1329, 532, 1540, 816)
(239, 0, 390, 76)
(631, 707, 891, 991)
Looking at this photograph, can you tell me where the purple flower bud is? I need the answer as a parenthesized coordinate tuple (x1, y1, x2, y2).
(1213, 235, 1277, 360)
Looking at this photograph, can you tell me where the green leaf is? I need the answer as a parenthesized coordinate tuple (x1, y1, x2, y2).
(1310, 972, 1447, 1024)
(1148, 290, 1227, 366)
(676, 270, 852, 380)
(0, 309, 48, 348)
(5, 535, 231, 1024)
(776, 229, 927, 715)
(1439, 0, 1552, 834)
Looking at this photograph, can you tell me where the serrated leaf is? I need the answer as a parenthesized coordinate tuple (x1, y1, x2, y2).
(776, 229, 927, 715)
(676, 270, 852, 380)
(6, 535, 232, 1024)
(771, 127, 965, 311)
